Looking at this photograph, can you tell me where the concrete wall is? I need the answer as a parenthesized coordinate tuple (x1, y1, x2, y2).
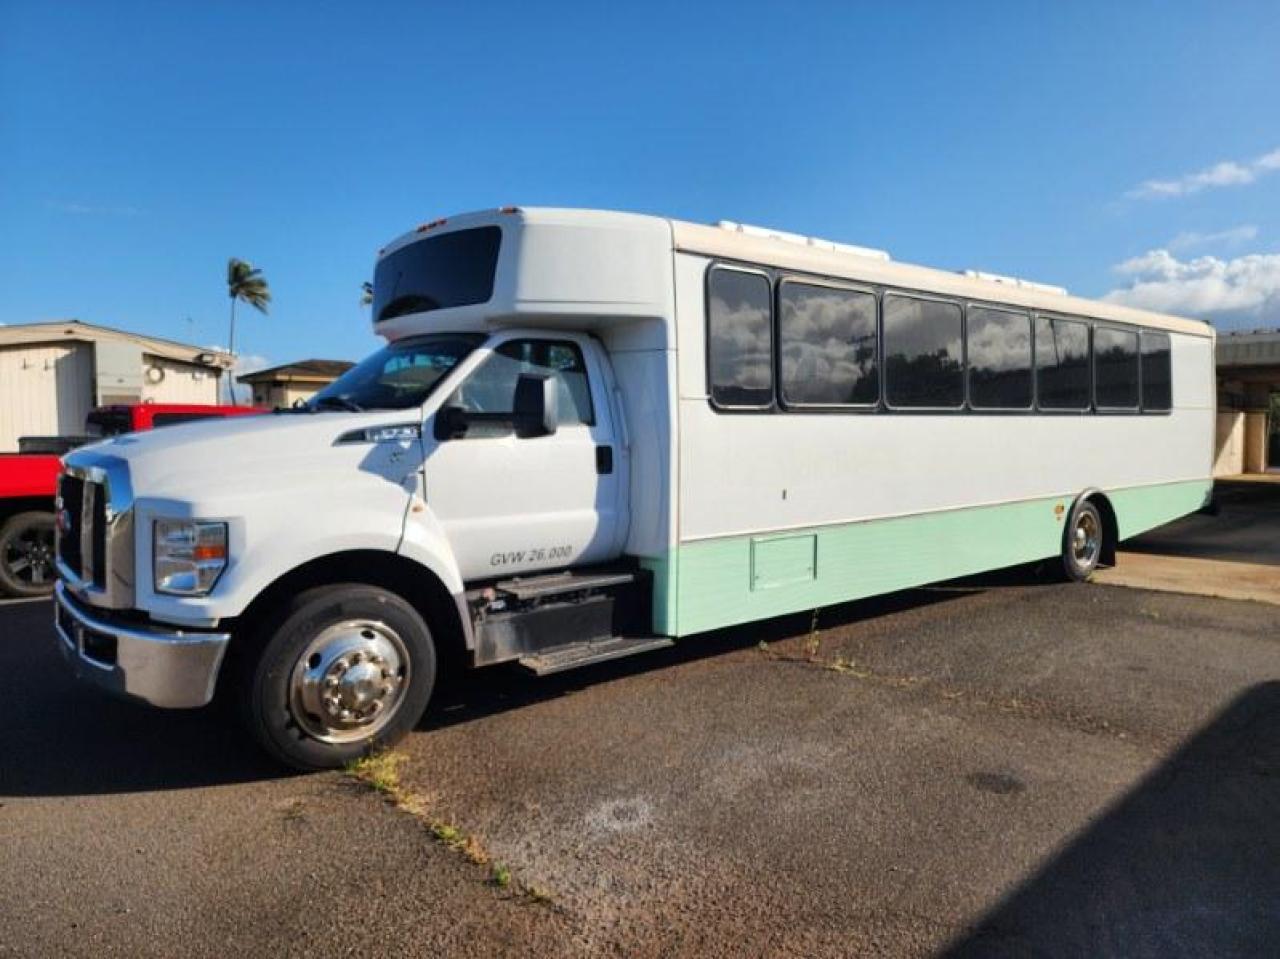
(0, 342, 94, 451)
(1214, 410, 1245, 477)
(1243, 411, 1269, 473)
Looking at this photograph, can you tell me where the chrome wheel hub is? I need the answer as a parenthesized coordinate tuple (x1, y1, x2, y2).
(289, 619, 410, 743)
(1072, 512, 1101, 568)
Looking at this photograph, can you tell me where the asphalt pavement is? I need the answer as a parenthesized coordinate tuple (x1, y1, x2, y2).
(2, 569, 1277, 957)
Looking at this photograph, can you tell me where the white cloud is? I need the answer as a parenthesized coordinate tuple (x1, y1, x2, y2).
(233, 353, 271, 377)
(1103, 248, 1280, 328)
(1167, 225, 1258, 252)
(1127, 146, 1280, 199)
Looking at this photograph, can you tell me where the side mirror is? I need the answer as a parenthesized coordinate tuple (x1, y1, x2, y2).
(513, 373, 558, 438)
(433, 405, 469, 441)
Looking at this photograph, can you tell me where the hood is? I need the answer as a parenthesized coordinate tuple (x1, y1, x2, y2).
(69, 410, 424, 505)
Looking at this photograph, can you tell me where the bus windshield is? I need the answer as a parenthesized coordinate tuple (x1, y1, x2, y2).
(309, 333, 485, 412)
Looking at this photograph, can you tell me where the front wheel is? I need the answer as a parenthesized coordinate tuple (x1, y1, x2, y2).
(1062, 500, 1104, 582)
(0, 511, 56, 598)
(240, 584, 437, 770)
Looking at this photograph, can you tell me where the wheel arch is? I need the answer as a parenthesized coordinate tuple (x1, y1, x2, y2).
(225, 549, 471, 676)
(0, 498, 54, 526)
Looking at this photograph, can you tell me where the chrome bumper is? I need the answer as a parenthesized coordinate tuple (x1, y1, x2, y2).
(54, 580, 230, 708)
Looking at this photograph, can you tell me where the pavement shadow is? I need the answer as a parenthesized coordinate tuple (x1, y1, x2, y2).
(943, 681, 1280, 957)
(1122, 479, 1280, 567)
(3, 563, 1045, 797)
(1, 600, 289, 798)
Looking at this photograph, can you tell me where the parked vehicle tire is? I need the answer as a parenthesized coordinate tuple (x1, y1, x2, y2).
(0, 511, 57, 598)
(1062, 499, 1104, 582)
(239, 584, 437, 770)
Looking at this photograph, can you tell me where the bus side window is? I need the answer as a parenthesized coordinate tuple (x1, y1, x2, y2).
(1094, 327, 1140, 410)
(778, 281, 878, 407)
(707, 267, 773, 409)
(1140, 331, 1172, 411)
(1036, 317, 1090, 411)
(967, 306, 1033, 410)
(883, 294, 964, 409)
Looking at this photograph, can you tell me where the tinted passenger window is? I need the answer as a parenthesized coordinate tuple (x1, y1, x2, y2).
(883, 294, 963, 408)
(373, 227, 502, 323)
(1035, 318, 1090, 410)
(967, 306, 1032, 409)
(708, 268, 773, 408)
(1140, 331, 1172, 411)
(1094, 327, 1140, 409)
(778, 282, 878, 406)
(449, 339, 594, 431)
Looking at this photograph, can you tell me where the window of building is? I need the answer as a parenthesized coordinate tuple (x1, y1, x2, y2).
(778, 281, 878, 407)
(1035, 317, 1090, 410)
(708, 267, 773, 408)
(1094, 326, 1140, 409)
(883, 294, 964, 408)
(967, 306, 1033, 409)
(447, 339, 594, 435)
(1140, 330, 1172, 411)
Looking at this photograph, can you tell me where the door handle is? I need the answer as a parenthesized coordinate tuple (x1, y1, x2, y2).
(595, 445, 614, 475)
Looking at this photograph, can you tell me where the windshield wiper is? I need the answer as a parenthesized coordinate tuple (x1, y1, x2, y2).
(312, 395, 365, 413)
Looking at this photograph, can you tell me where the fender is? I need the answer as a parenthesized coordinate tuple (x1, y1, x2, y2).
(396, 495, 475, 648)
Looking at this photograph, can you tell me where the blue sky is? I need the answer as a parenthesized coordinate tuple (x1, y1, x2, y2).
(2, 0, 1278, 376)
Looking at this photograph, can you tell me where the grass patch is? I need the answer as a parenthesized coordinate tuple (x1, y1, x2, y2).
(344, 749, 552, 906)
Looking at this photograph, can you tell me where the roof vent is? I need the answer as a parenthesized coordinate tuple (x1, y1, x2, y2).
(717, 220, 890, 261)
(961, 269, 1067, 296)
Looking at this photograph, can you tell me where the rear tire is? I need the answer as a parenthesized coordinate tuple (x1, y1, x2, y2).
(239, 584, 437, 770)
(0, 511, 57, 598)
(1062, 499, 1104, 582)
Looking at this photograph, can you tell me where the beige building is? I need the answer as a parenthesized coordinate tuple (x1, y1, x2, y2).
(0, 320, 234, 451)
(238, 359, 353, 409)
(1215, 329, 1280, 476)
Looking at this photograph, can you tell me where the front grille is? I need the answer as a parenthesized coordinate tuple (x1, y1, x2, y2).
(58, 474, 85, 576)
(56, 456, 134, 609)
(91, 489, 107, 588)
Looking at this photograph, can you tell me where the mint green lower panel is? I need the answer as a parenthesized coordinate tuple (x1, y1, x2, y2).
(671, 495, 1069, 637)
(659, 478, 1212, 638)
(1110, 479, 1212, 540)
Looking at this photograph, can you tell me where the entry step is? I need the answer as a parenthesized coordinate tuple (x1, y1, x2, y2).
(492, 570, 635, 601)
(519, 635, 674, 676)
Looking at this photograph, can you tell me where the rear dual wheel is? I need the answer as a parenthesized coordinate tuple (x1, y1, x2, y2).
(239, 584, 437, 770)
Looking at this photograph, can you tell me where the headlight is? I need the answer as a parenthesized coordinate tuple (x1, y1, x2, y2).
(154, 520, 228, 595)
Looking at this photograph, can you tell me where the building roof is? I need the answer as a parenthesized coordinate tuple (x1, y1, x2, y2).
(0, 319, 234, 368)
(237, 359, 354, 384)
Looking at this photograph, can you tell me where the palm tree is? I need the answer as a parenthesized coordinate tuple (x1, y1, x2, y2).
(226, 258, 271, 402)
(361, 281, 374, 308)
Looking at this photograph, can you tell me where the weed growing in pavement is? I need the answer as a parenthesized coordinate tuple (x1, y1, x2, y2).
(490, 863, 512, 888)
(345, 750, 552, 905)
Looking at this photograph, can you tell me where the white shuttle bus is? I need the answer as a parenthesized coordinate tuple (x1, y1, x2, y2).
(54, 208, 1215, 767)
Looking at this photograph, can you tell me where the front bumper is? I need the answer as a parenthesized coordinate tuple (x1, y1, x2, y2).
(54, 580, 230, 708)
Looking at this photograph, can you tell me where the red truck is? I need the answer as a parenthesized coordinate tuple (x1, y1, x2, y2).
(0, 403, 263, 597)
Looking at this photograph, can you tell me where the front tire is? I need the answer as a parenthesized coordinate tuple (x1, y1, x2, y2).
(1062, 499, 1104, 582)
(240, 584, 437, 770)
(0, 511, 56, 598)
